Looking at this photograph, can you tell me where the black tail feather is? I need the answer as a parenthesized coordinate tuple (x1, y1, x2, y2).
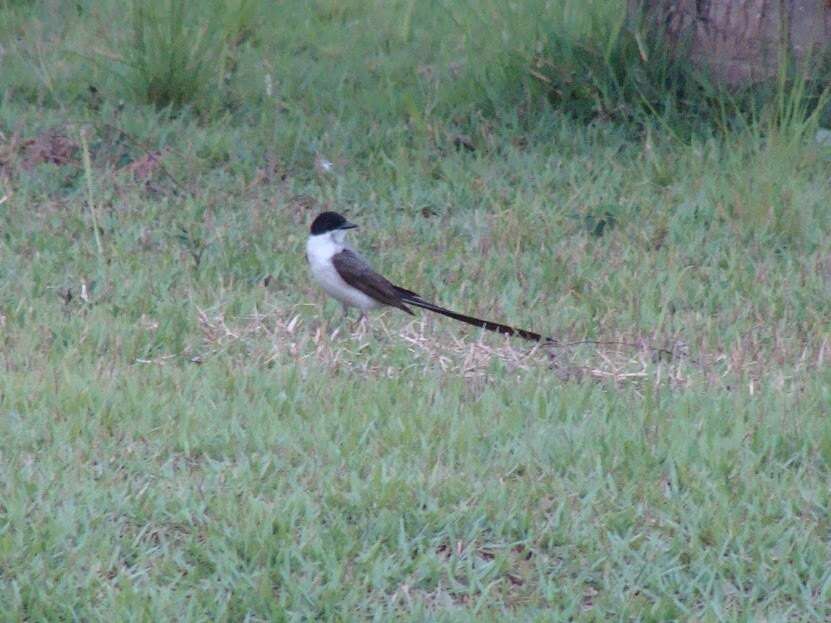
(393, 287, 547, 342)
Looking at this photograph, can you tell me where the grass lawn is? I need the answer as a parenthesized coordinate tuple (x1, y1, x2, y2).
(1, 1, 830, 620)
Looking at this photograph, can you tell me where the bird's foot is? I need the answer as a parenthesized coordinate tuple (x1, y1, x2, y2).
(351, 313, 369, 335)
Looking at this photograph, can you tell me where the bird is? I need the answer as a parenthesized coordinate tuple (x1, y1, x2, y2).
(305, 211, 548, 342)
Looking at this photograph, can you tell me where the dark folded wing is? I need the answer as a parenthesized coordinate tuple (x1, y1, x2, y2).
(332, 249, 414, 314)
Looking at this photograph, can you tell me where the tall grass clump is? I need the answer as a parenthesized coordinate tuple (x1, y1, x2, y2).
(459, 0, 713, 133)
(471, 0, 831, 139)
(98, 0, 259, 111)
(533, 4, 704, 125)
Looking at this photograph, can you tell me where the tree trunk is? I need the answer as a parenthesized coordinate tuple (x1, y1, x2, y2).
(628, 0, 831, 86)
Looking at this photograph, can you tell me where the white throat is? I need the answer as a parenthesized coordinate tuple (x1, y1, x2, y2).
(306, 230, 346, 263)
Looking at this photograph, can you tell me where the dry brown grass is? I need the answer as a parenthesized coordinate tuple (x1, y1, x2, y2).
(187, 304, 829, 394)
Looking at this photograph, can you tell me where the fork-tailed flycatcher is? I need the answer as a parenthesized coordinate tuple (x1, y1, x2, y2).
(306, 211, 547, 342)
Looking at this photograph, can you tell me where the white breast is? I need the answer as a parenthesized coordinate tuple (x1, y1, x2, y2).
(306, 233, 381, 312)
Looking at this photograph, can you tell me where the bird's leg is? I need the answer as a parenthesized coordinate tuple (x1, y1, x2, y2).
(352, 310, 368, 332)
(326, 304, 350, 337)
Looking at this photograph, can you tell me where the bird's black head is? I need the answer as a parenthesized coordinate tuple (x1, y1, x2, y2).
(310, 211, 358, 235)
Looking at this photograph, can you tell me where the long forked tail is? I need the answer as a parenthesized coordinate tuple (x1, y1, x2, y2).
(393, 286, 548, 342)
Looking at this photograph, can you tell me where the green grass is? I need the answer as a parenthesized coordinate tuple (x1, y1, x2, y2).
(1, 0, 830, 620)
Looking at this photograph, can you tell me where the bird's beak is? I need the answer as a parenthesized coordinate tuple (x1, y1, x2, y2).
(340, 221, 358, 230)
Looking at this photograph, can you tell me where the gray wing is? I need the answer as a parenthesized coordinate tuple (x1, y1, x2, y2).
(331, 249, 414, 314)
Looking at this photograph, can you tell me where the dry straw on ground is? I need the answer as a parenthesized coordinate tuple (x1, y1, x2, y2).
(183, 305, 828, 393)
